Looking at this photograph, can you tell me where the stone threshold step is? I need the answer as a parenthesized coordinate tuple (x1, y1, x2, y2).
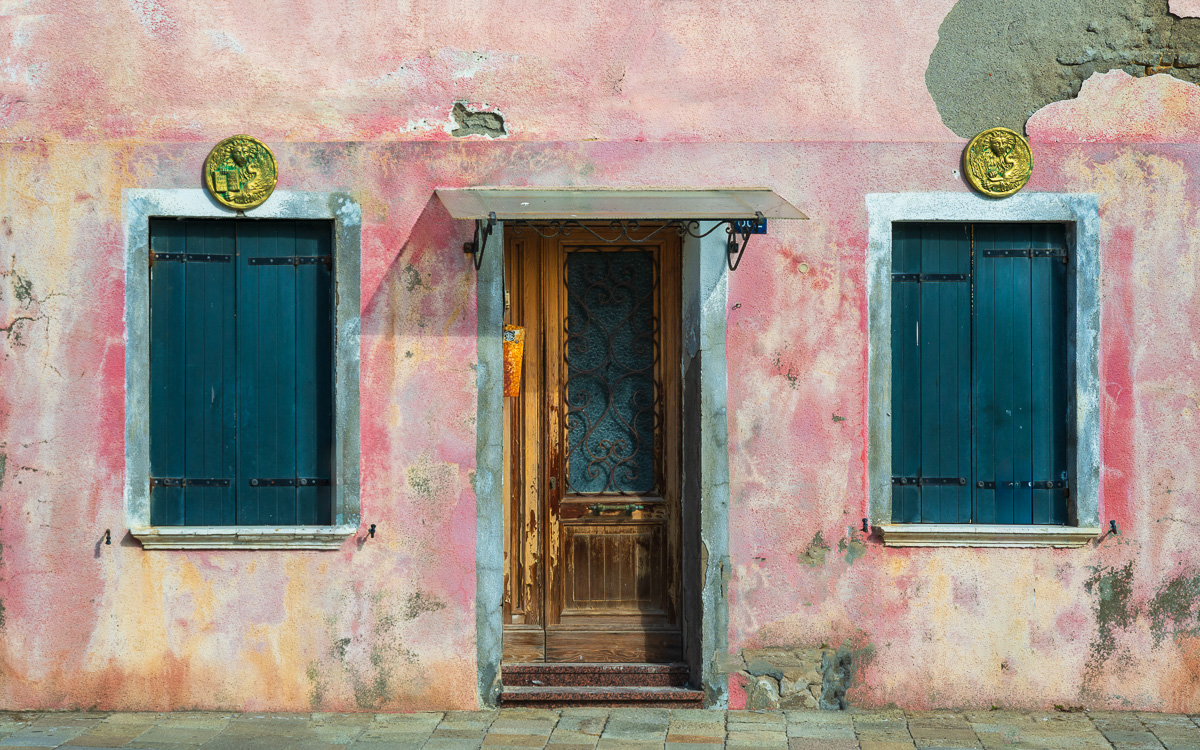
(501, 662, 691, 687)
(499, 685, 705, 708)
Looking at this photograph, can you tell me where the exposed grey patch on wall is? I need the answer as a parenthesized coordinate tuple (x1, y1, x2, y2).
(451, 103, 507, 138)
(927, 0, 1200, 136)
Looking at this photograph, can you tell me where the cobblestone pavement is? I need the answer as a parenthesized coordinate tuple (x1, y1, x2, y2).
(0, 708, 1198, 750)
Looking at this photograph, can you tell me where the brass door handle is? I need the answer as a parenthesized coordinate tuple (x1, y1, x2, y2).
(587, 503, 646, 516)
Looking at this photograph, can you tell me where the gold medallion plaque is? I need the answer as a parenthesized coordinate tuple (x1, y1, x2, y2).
(203, 135, 278, 210)
(963, 127, 1033, 198)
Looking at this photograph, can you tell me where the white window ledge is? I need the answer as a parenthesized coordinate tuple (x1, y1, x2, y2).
(131, 525, 358, 550)
(878, 524, 1101, 548)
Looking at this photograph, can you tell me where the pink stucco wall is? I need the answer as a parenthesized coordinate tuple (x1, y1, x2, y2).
(0, 0, 1197, 712)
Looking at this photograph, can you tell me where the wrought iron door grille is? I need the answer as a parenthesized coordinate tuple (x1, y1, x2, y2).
(561, 245, 663, 495)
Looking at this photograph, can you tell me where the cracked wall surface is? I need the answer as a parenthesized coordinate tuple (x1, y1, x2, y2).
(928, 0, 1200, 135)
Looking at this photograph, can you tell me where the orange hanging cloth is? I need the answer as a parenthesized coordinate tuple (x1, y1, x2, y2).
(503, 326, 525, 397)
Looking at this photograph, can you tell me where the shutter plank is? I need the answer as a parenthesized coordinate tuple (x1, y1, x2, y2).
(236, 223, 263, 524)
(947, 225, 972, 523)
(991, 224, 1016, 524)
(1031, 226, 1053, 524)
(891, 225, 922, 523)
(275, 222, 299, 525)
(1033, 224, 1071, 524)
(918, 225, 942, 522)
(183, 221, 237, 525)
(1012, 225, 1034, 525)
(973, 224, 997, 523)
(295, 222, 334, 525)
(149, 220, 186, 526)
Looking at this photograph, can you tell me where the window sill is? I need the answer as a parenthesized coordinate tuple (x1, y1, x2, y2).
(131, 525, 358, 550)
(878, 524, 1101, 548)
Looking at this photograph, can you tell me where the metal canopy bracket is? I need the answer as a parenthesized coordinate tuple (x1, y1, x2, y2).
(464, 211, 497, 270)
(438, 187, 807, 272)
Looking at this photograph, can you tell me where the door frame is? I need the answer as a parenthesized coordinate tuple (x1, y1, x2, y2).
(475, 222, 732, 706)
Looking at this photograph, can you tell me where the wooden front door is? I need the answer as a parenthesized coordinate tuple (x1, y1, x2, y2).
(503, 226, 682, 663)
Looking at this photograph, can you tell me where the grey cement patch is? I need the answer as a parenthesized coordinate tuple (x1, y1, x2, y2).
(927, 0, 1200, 136)
(864, 192, 1101, 532)
(121, 189, 362, 540)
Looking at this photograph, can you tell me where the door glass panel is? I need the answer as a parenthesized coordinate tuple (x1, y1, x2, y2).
(563, 249, 659, 494)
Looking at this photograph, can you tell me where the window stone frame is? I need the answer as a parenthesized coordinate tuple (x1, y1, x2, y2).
(122, 189, 362, 549)
(865, 193, 1102, 547)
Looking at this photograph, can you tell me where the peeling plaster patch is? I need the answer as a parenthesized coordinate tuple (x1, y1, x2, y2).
(204, 30, 246, 54)
(1171, 0, 1200, 15)
(452, 51, 492, 80)
(798, 531, 830, 567)
(928, 0, 1200, 136)
(449, 102, 507, 138)
(0, 450, 6, 491)
(128, 0, 178, 38)
(838, 536, 866, 565)
(1027, 69, 1200, 142)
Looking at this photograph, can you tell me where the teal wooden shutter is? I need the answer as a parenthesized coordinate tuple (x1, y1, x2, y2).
(236, 221, 333, 525)
(890, 224, 972, 523)
(974, 224, 1069, 524)
(148, 220, 237, 526)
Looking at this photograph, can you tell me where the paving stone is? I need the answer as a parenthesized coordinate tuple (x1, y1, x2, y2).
(490, 719, 558, 736)
(1, 724, 92, 747)
(665, 744, 723, 750)
(556, 714, 607, 735)
(724, 729, 788, 747)
(664, 734, 722, 744)
(357, 727, 436, 743)
(350, 741, 426, 750)
(594, 740, 665, 750)
(441, 712, 501, 731)
(786, 723, 857, 740)
(425, 739, 488, 750)
(667, 725, 724, 739)
(63, 722, 156, 747)
(669, 711, 723, 724)
(483, 733, 552, 747)
(501, 711, 562, 723)
(858, 741, 917, 750)
(788, 739, 860, 750)
(435, 728, 490, 740)
(547, 730, 601, 748)
(1097, 729, 1167, 749)
(372, 712, 445, 728)
(727, 711, 785, 726)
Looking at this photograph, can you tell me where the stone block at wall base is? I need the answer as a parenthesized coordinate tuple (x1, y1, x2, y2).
(723, 647, 851, 711)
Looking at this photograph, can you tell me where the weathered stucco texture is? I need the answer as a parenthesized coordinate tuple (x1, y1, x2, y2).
(0, 0, 1198, 712)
